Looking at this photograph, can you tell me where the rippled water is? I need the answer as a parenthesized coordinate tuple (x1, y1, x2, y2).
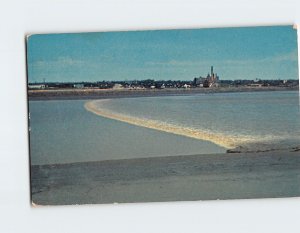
(89, 91, 300, 151)
(29, 90, 300, 165)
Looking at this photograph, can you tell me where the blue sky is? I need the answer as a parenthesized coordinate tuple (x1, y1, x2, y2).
(27, 25, 298, 82)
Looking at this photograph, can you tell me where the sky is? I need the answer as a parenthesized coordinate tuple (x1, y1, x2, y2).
(27, 25, 299, 83)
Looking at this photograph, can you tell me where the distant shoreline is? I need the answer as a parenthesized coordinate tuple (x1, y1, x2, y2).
(28, 86, 299, 101)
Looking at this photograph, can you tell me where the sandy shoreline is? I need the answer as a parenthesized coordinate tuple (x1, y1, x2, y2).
(28, 86, 298, 101)
(31, 150, 300, 205)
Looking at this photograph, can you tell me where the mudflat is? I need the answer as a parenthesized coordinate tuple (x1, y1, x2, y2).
(31, 150, 300, 205)
(28, 86, 298, 101)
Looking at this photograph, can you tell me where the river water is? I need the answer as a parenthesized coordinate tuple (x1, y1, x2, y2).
(29, 91, 300, 165)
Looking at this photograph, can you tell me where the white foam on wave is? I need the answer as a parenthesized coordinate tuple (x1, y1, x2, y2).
(84, 99, 257, 149)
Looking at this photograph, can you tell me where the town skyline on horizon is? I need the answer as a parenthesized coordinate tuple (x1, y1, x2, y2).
(27, 25, 299, 83)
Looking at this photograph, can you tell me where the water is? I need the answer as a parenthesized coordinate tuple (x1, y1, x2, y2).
(29, 91, 300, 165)
(89, 91, 300, 150)
(29, 100, 225, 165)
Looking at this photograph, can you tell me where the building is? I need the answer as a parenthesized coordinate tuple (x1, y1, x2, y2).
(112, 83, 123, 89)
(193, 66, 219, 88)
(28, 84, 46, 89)
(73, 83, 84, 89)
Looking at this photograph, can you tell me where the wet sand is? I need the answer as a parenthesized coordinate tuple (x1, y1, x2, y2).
(31, 150, 300, 205)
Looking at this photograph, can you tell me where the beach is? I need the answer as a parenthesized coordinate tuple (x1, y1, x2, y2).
(31, 150, 300, 205)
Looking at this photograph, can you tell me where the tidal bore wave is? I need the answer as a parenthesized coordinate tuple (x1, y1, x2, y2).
(84, 100, 255, 149)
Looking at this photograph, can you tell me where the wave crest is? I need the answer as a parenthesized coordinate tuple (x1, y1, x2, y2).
(84, 99, 255, 149)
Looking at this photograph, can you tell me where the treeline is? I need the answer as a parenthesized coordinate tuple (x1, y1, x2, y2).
(219, 79, 298, 87)
(29, 79, 194, 89)
(29, 78, 298, 89)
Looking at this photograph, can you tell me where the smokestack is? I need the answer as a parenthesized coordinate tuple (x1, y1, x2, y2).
(211, 66, 213, 77)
